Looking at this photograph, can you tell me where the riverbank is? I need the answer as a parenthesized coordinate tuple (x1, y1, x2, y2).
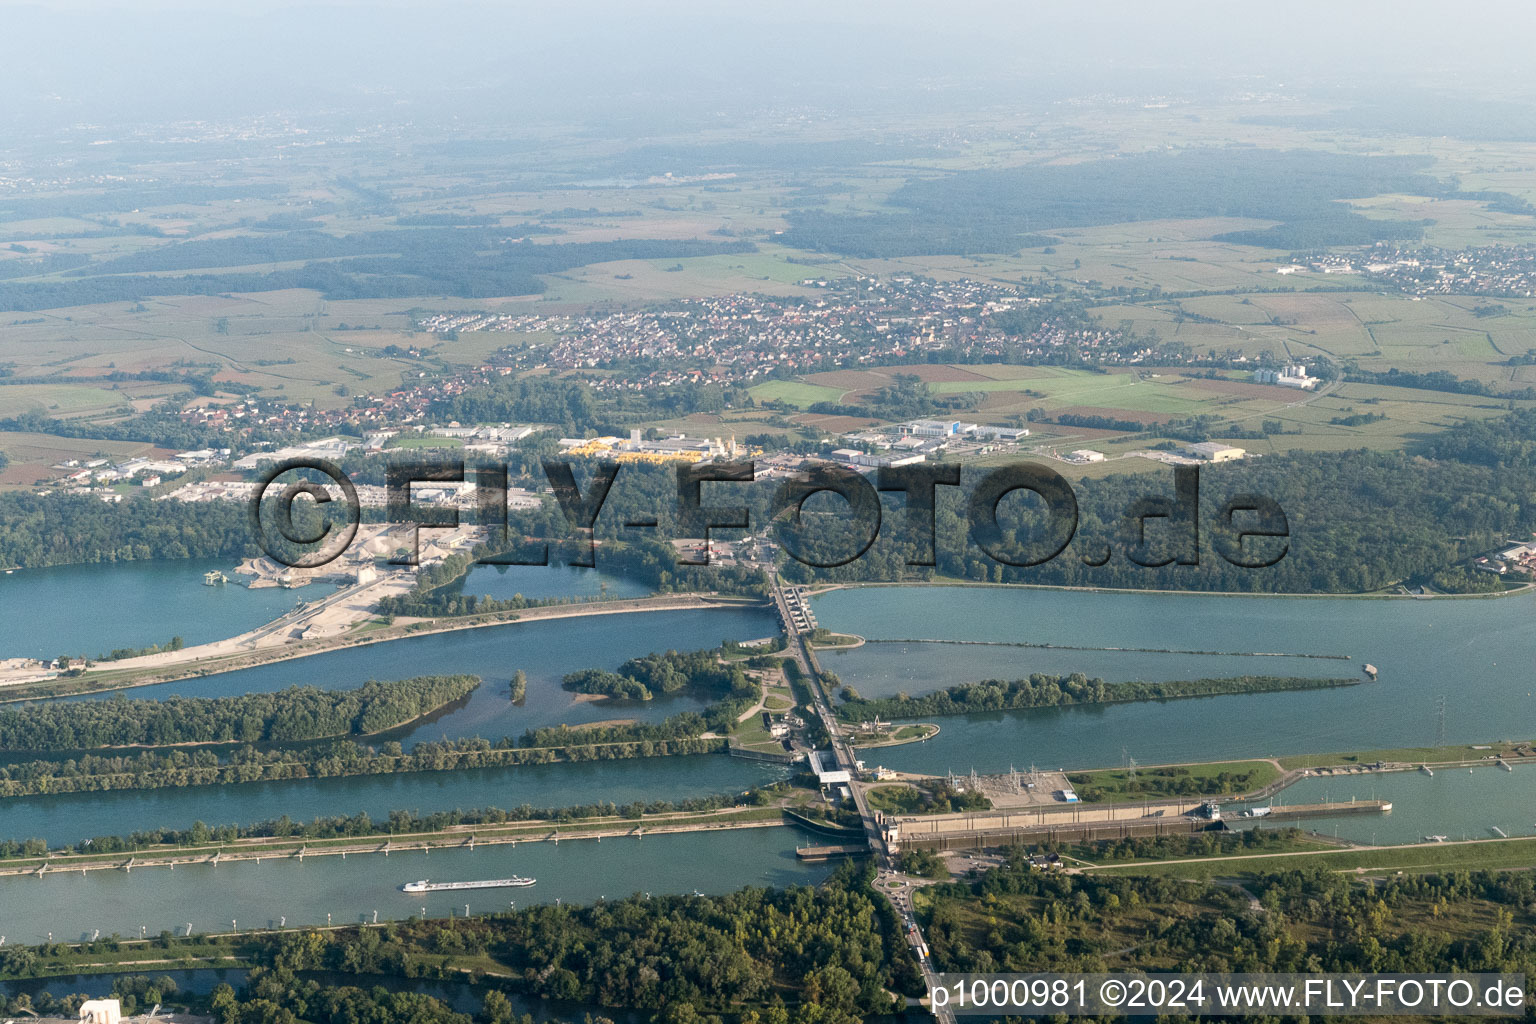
(1084, 832, 1536, 878)
(0, 593, 763, 702)
(845, 723, 940, 749)
(837, 673, 1361, 722)
(822, 578, 1536, 602)
(895, 739, 1536, 811)
(0, 805, 791, 879)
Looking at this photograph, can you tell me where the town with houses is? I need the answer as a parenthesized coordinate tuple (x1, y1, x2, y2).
(415, 276, 1139, 392)
(1280, 243, 1536, 305)
(20, 264, 1536, 595)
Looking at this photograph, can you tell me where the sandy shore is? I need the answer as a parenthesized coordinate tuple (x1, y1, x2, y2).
(0, 592, 763, 700)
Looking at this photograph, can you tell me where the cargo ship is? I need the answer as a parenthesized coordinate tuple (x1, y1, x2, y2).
(401, 877, 535, 893)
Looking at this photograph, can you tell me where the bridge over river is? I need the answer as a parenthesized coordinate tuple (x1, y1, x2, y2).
(772, 577, 954, 1024)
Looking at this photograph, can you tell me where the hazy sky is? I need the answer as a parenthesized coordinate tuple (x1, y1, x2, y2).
(3, 1, 1534, 130)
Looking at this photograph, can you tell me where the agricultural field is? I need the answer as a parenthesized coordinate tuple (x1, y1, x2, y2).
(384, 435, 464, 450)
(746, 380, 850, 408)
(0, 430, 165, 487)
(1, 100, 1535, 472)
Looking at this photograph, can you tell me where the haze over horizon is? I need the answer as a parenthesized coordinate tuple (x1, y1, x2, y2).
(3, 1, 1536, 131)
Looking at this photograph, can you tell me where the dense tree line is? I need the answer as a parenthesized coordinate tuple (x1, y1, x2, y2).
(0, 733, 729, 799)
(1, 786, 783, 858)
(926, 851, 1536, 986)
(837, 673, 1356, 721)
(96, 635, 184, 662)
(4, 863, 915, 1023)
(1346, 366, 1536, 400)
(1067, 763, 1271, 802)
(8, 406, 1536, 595)
(783, 149, 1436, 257)
(1067, 826, 1306, 862)
(563, 648, 754, 702)
(0, 403, 303, 452)
(0, 675, 478, 752)
(1053, 411, 1151, 432)
(0, 490, 255, 567)
(772, 440, 1536, 593)
(1419, 405, 1536, 468)
(0, 235, 755, 311)
(230, 861, 914, 1022)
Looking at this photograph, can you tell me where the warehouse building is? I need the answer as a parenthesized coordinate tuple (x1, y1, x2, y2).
(1185, 442, 1246, 462)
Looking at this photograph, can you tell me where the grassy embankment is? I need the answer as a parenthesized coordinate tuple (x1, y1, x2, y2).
(1067, 759, 1283, 804)
(1086, 835, 1536, 879)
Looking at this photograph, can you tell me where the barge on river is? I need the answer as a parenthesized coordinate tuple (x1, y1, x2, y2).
(401, 877, 535, 893)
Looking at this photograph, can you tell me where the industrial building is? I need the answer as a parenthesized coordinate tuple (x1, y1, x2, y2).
(79, 1001, 121, 1024)
(905, 419, 962, 437)
(558, 431, 749, 463)
(1185, 442, 1246, 462)
(975, 425, 1029, 441)
(233, 436, 357, 471)
(809, 749, 852, 787)
(1254, 364, 1319, 390)
(851, 452, 926, 469)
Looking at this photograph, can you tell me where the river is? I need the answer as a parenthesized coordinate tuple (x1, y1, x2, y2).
(449, 562, 652, 602)
(0, 559, 301, 660)
(0, 825, 832, 945)
(11, 574, 1536, 941)
(815, 585, 1536, 774)
(59, 605, 780, 744)
(0, 754, 789, 848)
(1235, 763, 1536, 846)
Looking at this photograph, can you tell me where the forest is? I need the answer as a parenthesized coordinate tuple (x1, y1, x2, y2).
(563, 648, 755, 702)
(836, 673, 1356, 720)
(0, 863, 916, 1024)
(5, 400, 1535, 600)
(783, 149, 1440, 256)
(0, 733, 730, 799)
(0, 489, 256, 568)
(0, 675, 480, 751)
(10, 854, 1536, 1024)
(0, 673, 763, 799)
(925, 852, 1536, 986)
(0, 236, 756, 311)
(243, 861, 906, 1023)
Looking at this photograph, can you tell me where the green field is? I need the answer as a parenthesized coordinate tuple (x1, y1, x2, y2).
(0, 383, 138, 418)
(1067, 759, 1282, 804)
(3, 100, 1536, 474)
(384, 435, 465, 450)
(747, 380, 850, 408)
(931, 367, 1288, 417)
(1088, 835, 1536, 879)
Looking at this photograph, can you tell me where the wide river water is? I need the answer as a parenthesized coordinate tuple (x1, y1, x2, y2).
(0, 559, 301, 658)
(814, 584, 1536, 774)
(6, 566, 1536, 942)
(60, 604, 781, 743)
(0, 825, 832, 945)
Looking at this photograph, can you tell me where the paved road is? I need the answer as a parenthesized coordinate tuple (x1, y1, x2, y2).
(773, 577, 953, 1023)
